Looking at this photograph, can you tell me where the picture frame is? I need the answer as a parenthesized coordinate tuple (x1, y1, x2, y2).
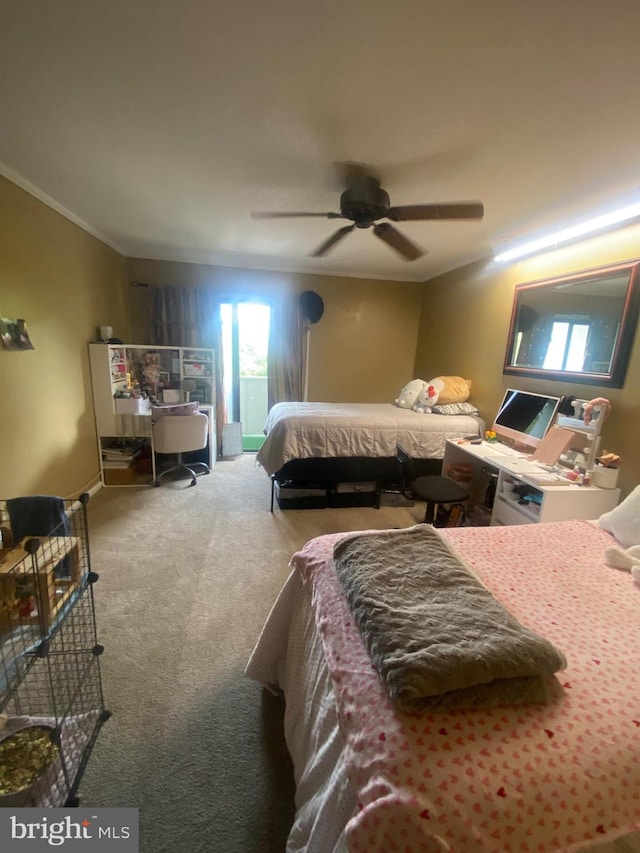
(0, 317, 34, 351)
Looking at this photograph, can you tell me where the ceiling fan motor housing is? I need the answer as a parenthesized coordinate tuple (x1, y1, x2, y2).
(340, 177, 390, 227)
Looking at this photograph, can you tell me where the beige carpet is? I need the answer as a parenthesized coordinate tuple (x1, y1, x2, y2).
(78, 453, 419, 853)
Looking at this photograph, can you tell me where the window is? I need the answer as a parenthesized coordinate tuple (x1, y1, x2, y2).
(542, 318, 590, 371)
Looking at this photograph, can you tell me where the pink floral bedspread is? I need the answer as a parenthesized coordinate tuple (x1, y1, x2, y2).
(291, 520, 640, 853)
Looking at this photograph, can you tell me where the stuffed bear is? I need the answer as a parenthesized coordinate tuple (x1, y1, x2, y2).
(396, 379, 427, 409)
(413, 378, 444, 413)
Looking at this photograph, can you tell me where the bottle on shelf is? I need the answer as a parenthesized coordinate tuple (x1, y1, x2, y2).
(482, 467, 498, 509)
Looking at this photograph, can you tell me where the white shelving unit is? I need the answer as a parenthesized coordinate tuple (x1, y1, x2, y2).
(88, 344, 216, 487)
(443, 439, 620, 526)
(554, 397, 607, 475)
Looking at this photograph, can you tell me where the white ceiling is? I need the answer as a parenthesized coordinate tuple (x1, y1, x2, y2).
(2, 1, 640, 283)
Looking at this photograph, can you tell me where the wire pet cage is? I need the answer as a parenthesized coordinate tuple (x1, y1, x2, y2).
(0, 493, 110, 807)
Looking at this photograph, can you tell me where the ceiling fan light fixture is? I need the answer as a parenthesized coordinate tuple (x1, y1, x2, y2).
(494, 199, 640, 263)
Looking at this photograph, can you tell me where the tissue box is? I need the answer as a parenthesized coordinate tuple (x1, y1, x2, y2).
(114, 397, 151, 415)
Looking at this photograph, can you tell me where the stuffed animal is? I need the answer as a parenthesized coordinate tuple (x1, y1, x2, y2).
(600, 485, 640, 583)
(430, 376, 472, 406)
(396, 379, 427, 409)
(396, 376, 472, 411)
(604, 544, 640, 584)
(413, 378, 444, 413)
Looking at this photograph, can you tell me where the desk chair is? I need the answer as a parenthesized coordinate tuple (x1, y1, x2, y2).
(396, 443, 469, 525)
(152, 413, 210, 487)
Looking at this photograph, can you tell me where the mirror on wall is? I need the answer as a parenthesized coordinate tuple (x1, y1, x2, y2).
(503, 260, 640, 388)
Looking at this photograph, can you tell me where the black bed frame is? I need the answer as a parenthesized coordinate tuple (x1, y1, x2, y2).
(269, 455, 443, 511)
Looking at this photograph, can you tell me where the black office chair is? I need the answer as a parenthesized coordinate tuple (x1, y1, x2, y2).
(396, 443, 469, 525)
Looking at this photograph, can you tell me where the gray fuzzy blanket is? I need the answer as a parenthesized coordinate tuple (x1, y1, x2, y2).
(333, 525, 567, 714)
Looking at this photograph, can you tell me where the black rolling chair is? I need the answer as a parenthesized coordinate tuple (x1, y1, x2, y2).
(396, 443, 469, 525)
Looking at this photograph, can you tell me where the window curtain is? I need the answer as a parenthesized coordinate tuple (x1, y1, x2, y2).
(150, 285, 226, 455)
(267, 293, 307, 407)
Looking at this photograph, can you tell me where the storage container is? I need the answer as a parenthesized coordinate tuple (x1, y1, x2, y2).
(114, 397, 151, 415)
(103, 467, 137, 486)
(591, 465, 620, 489)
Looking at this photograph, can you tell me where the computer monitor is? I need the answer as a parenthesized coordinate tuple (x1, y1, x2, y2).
(492, 389, 562, 452)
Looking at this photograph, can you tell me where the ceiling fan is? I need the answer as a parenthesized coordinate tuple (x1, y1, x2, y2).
(252, 173, 484, 261)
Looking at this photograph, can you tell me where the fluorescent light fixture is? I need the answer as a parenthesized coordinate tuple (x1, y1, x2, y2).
(494, 200, 640, 263)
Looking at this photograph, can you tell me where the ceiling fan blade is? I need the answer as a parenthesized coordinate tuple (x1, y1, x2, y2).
(373, 223, 425, 261)
(387, 201, 484, 222)
(252, 211, 344, 219)
(311, 224, 355, 257)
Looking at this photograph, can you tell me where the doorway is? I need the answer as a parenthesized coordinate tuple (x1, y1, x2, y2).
(220, 301, 271, 451)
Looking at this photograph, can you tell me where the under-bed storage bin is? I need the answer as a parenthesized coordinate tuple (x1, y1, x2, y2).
(275, 482, 329, 509)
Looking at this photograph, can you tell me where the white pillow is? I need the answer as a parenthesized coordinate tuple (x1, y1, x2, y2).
(598, 485, 640, 547)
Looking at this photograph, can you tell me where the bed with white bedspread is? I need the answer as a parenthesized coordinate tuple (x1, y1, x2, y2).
(256, 402, 483, 508)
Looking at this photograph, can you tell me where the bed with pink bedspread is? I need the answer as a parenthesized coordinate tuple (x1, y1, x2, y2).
(246, 519, 640, 853)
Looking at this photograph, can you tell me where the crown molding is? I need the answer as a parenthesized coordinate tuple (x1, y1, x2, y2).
(0, 162, 126, 256)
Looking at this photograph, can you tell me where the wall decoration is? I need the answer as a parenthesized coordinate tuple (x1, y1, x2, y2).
(0, 317, 35, 350)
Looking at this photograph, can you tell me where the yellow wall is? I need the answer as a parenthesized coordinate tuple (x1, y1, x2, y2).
(414, 224, 640, 497)
(6, 168, 637, 500)
(127, 258, 423, 403)
(0, 177, 128, 498)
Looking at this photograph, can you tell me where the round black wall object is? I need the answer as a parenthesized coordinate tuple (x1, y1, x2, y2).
(300, 291, 324, 324)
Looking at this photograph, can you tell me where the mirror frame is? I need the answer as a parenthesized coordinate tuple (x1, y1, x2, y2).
(503, 260, 640, 388)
